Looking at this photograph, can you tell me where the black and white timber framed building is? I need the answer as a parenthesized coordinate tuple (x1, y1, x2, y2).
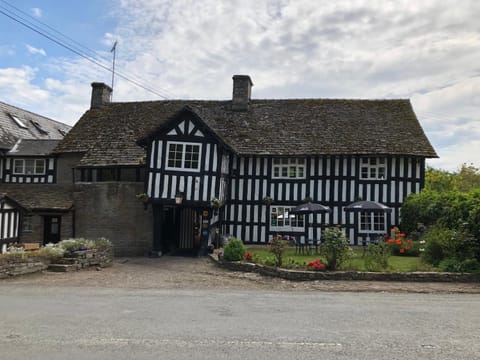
(3, 75, 437, 255)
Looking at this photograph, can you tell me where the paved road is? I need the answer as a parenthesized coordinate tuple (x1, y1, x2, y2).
(0, 285, 479, 359)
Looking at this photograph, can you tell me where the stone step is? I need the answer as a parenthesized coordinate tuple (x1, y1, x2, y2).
(48, 264, 81, 272)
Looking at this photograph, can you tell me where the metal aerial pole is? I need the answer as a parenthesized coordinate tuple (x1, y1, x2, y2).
(110, 40, 117, 101)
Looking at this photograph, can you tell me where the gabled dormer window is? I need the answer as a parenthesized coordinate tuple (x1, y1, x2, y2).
(360, 157, 386, 180)
(8, 113, 28, 129)
(272, 158, 305, 179)
(166, 141, 201, 172)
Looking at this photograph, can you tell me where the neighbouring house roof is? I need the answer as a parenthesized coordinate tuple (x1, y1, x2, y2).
(54, 98, 437, 167)
(0, 194, 27, 212)
(6, 139, 61, 156)
(1, 184, 74, 212)
(0, 101, 71, 151)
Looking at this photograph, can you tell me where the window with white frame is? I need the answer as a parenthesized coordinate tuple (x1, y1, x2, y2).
(270, 206, 305, 231)
(166, 141, 201, 171)
(272, 158, 305, 179)
(13, 159, 46, 175)
(359, 211, 386, 233)
(360, 157, 386, 180)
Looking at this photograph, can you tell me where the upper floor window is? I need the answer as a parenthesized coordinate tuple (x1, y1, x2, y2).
(359, 211, 385, 233)
(272, 158, 305, 179)
(360, 157, 386, 180)
(270, 206, 305, 232)
(166, 141, 201, 171)
(13, 159, 45, 175)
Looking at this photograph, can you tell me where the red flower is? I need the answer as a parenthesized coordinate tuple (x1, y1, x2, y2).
(244, 252, 253, 261)
(398, 233, 406, 237)
(407, 239, 412, 244)
(399, 248, 405, 254)
(396, 239, 402, 245)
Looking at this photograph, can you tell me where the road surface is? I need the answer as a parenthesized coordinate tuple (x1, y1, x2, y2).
(0, 285, 478, 359)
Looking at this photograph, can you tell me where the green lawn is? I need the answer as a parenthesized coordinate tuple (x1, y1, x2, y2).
(246, 246, 435, 272)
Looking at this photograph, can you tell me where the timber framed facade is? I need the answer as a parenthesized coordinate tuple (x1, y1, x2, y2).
(13, 75, 436, 256)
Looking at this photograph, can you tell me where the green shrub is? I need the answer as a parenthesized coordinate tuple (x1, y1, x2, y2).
(261, 255, 277, 267)
(38, 244, 65, 259)
(420, 225, 455, 266)
(268, 235, 289, 267)
(438, 258, 480, 273)
(223, 237, 246, 261)
(364, 240, 390, 271)
(319, 227, 352, 270)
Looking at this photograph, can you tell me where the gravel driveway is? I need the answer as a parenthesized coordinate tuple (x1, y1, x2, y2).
(2, 256, 480, 293)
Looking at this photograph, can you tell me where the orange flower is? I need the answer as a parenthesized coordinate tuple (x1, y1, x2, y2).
(399, 248, 405, 254)
(398, 233, 406, 237)
(407, 239, 412, 244)
(387, 239, 395, 244)
(396, 239, 402, 245)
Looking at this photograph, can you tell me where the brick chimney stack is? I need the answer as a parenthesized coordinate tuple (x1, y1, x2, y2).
(90, 82, 112, 109)
(232, 75, 253, 111)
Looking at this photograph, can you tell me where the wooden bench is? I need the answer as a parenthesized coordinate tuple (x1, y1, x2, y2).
(22, 243, 40, 251)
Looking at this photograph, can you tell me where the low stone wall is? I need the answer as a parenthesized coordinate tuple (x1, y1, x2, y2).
(211, 256, 480, 283)
(0, 255, 50, 279)
(48, 247, 114, 272)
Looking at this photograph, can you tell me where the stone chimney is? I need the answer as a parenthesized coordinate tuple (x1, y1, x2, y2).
(90, 82, 112, 109)
(232, 75, 253, 111)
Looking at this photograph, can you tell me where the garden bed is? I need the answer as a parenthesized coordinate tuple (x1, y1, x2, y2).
(211, 254, 480, 283)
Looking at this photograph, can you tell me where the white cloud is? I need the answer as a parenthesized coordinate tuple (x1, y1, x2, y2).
(0, 66, 50, 104)
(31, 7, 42, 18)
(25, 44, 46, 56)
(2, 0, 480, 170)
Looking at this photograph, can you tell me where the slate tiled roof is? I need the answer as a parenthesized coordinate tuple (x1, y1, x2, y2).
(6, 139, 61, 156)
(54, 98, 437, 166)
(1, 184, 73, 211)
(0, 101, 71, 151)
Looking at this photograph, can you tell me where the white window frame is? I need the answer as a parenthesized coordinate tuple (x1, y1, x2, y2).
(359, 211, 386, 233)
(165, 141, 202, 172)
(360, 157, 386, 180)
(13, 159, 46, 175)
(270, 206, 305, 232)
(272, 158, 306, 179)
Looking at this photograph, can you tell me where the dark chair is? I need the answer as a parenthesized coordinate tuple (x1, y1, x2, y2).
(295, 236, 306, 255)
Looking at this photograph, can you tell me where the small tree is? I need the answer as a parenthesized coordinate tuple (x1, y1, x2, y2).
(268, 235, 289, 267)
(364, 238, 390, 271)
(319, 227, 352, 270)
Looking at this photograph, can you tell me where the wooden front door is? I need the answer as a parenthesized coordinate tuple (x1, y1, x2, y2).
(44, 216, 61, 244)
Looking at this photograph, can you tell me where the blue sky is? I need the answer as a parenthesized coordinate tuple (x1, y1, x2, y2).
(1, 0, 479, 171)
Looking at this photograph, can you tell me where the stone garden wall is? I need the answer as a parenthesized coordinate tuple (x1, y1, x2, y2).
(211, 256, 480, 282)
(0, 255, 50, 279)
(0, 245, 114, 277)
(48, 247, 114, 272)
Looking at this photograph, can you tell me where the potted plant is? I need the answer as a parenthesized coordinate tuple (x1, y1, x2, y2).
(263, 196, 273, 206)
(210, 197, 222, 209)
(136, 193, 149, 209)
